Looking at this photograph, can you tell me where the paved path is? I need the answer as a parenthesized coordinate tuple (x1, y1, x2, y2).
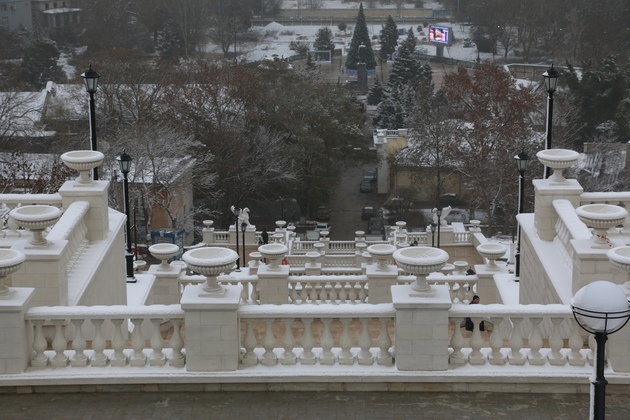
(2, 391, 630, 419)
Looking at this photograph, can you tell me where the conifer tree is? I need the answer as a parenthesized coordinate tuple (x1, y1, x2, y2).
(388, 28, 432, 90)
(313, 27, 335, 60)
(345, 3, 376, 71)
(378, 15, 399, 61)
(367, 78, 385, 105)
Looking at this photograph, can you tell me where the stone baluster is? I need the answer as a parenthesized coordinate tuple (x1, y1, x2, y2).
(150, 318, 166, 366)
(449, 318, 465, 366)
(358, 319, 373, 365)
(300, 318, 316, 365)
(328, 280, 338, 303)
(319, 318, 335, 365)
(241, 320, 258, 366)
(568, 321, 586, 366)
(261, 319, 277, 366)
(456, 282, 466, 303)
(548, 317, 566, 365)
(338, 282, 347, 303)
(466, 282, 476, 302)
(309, 280, 318, 303)
(339, 318, 354, 365)
(359, 283, 367, 303)
(70, 319, 88, 367)
(526, 317, 544, 365)
(170, 319, 185, 367)
(31, 320, 48, 368)
(348, 281, 357, 303)
(240, 280, 250, 303)
(110, 318, 127, 367)
(299, 281, 308, 303)
(281, 319, 296, 365)
(488, 317, 506, 365)
(376, 318, 393, 365)
(507, 317, 525, 365)
(446, 283, 455, 302)
(319, 282, 329, 302)
(290, 282, 299, 304)
(468, 318, 485, 365)
(251, 282, 259, 303)
(50, 319, 69, 367)
(91, 319, 108, 366)
(129, 318, 146, 367)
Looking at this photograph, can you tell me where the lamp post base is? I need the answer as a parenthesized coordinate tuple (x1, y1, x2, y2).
(125, 252, 136, 283)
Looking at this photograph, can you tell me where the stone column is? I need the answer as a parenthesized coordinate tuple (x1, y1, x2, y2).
(202, 220, 215, 244)
(392, 284, 452, 371)
(608, 327, 630, 372)
(0, 288, 34, 374)
(366, 261, 398, 304)
(147, 263, 182, 305)
(256, 263, 290, 304)
(180, 284, 241, 371)
(533, 178, 583, 241)
(58, 180, 110, 241)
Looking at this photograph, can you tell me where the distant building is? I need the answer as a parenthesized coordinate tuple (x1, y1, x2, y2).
(0, 0, 33, 33)
(31, 0, 82, 34)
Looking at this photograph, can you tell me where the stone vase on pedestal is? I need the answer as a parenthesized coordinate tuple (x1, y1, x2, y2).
(0, 249, 26, 298)
(476, 243, 507, 270)
(61, 150, 105, 184)
(9, 205, 62, 246)
(576, 204, 627, 248)
(393, 246, 449, 296)
(182, 247, 239, 296)
(536, 149, 579, 184)
(149, 243, 180, 270)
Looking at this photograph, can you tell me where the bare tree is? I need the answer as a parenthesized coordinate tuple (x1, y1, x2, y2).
(0, 91, 46, 147)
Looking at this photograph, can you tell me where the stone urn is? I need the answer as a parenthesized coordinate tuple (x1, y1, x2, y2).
(367, 244, 397, 271)
(258, 243, 288, 270)
(61, 150, 105, 184)
(476, 243, 508, 270)
(536, 149, 579, 183)
(607, 246, 630, 293)
(149, 243, 180, 270)
(469, 220, 481, 231)
(306, 251, 321, 267)
(576, 204, 627, 248)
(182, 247, 239, 293)
(453, 260, 468, 275)
(9, 205, 62, 245)
(393, 246, 449, 295)
(0, 249, 26, 298)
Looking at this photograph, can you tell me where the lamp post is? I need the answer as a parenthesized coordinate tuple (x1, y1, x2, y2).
(514, 150, 529, 279)
(116, 150, 136, 283)
(81, 64, 100, 181)
(430, 223, 436, 247)
(241, 221, 247, 268)
(542, 63, 560, 179)
(231, 206, 241, 272)
(571, 281, 630, 420)
(436, 207, 442, 248)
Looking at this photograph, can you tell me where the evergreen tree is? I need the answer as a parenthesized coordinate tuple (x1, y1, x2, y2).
(373, 90, 405, 129)
(156, 20, 182, 64)
(388, 28, 432, 90)
(367, 78, 385, 105)
(313, 27, 335, 60)
(378, 15, 399, 61)
(345, 3, 377, 71)
(20, 38, 65, 88)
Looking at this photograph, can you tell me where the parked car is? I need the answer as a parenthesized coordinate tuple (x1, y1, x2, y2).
(439, 193, 466, 207)
(361, 206, 376, 220)
(368, 217, 384, 235)
(363, 168, 377, 182)
(315, 222, 332, 233)
(360, 179, 372, 193)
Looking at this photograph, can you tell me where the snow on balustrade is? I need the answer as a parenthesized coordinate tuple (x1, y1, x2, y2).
(46, 201, 90, 273)
(448, 304, 592, 367)
(291, 240, 317, 253)
(553, 200, 592, 264)
(238, 304, 395, 367)
(580, 191, 630, 229)
(0, 194, 63, 241)
(211, 230, 230, 243)
(25, 305, 185, 369)
(288, 275, 368, 304)
(328, 241, 356, 253)
(398, 274, 479, 304)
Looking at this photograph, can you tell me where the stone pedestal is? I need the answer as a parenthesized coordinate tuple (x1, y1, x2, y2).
(181, 284, 240, 371)
(392, 284, 452, 371)
(58, 180, 110, 241)
(533, 178, 583, 241)
(366, 264, 398, 304)
(608, 327, 630, 372)
(0, 288, 34, 374)
(256, 264, 290, 304)
(148, 264, 182, 304)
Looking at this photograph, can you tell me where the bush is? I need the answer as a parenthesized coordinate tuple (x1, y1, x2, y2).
(338, 22, 347, 32)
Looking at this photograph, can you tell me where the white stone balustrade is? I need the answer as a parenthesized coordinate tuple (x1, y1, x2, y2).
(288, 275, 368, 304)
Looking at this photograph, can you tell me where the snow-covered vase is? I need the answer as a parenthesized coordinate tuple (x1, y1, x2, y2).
(0, 249, 26, 298)
(393, 246, 449, 294)
(61, 150, 105, 184)
(476, 243, 507, 270)
(9, 205, 62, 245)
(258, 243, 288, 270)
(536, 149, 579, 183)
(367, 244, 397, 270)
(149, 243, 180, 270)
(576, 204, 627, 247)
(182, 247, 239, 293)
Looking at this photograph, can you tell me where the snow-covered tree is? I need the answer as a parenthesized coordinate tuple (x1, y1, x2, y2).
(367, 78, 385, 105)
(19, 38, 65, 88)
(345, 3, 377, 71)
(378, 15, 399, 61)
(388, 28, 432, 90)
(313, 27, 335, 57)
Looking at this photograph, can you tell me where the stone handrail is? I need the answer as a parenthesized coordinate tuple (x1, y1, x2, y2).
(328, 241, 356, 252)
(288, 275, 368, 304)
(448, 304, 591, 368)
(1, 193, 63, 208)
(553, 199, 594, 260)
(46, 201, 90, 273)
(24, 304, 186, 369)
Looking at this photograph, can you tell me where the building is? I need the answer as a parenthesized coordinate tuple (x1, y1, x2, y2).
(0, 0, 32, 33)
(31, 0, 82, 34)
(1, 145, 630, 399)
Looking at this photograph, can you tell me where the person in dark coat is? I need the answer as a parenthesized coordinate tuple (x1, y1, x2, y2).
(261, 229, 269, 245)
(465, 295, 484, 331)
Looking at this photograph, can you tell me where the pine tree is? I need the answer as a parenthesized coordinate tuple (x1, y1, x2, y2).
(373, 90, 405, 129)
(313, 27, 335, 61)
(387, 28, 432, 90)
(345, 3, 377, 71)
(20, 38, 65, 88)
(378, 15, 399, 61)
(156, 20, 182, 64)
(367, 78, 385, 105)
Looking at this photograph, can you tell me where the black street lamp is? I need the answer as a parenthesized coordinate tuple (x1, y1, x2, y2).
(514, 150, 529, 279)
(542, 63, 560, 179)
(430, 223, 436, 247)
(231, 206, 241, 272)
(81, 64, 100, 181)
(116, 150, 136, 283)
(571, 281, 630, 420)
(241, 222, 247, 268)
(436, 207, 442, 249)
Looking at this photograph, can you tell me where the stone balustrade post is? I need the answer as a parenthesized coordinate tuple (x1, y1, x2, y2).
(148, 262, 183, 304)
(392, 284, 452, 371)
(0, 288, 34, 374)
(366, 260, 398, 304)
(608, 326, 630, 372)
(58, 180, 110, 241)
(180, 284, 241, 371)
(533, 178, 583, 242)
(473, 264, 501, 304)
(257, 263, 290, 304)
(202, 220, 215, 244)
